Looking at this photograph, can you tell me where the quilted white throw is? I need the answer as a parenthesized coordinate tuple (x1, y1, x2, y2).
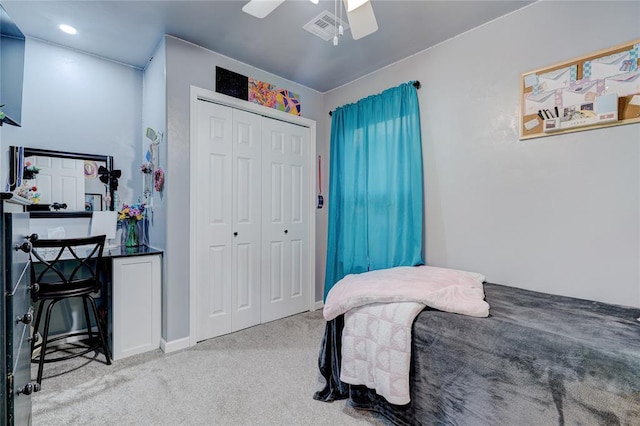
(325, 265, 489, 405)
(340, 302, 425, 405)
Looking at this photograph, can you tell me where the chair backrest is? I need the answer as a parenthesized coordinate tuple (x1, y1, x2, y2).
(30, 235, 106, 300)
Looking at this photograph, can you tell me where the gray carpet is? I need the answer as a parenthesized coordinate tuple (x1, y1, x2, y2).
(32, 310, 389, 425)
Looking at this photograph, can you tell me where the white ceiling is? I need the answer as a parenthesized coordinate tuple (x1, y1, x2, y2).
(1, 0, 535, 92)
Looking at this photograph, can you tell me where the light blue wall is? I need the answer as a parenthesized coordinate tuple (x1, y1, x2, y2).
(1, 38, 143, 206)
(142, 37, 168, 337)
(162, 35, 325, 342)
(325, 0, 640, 307)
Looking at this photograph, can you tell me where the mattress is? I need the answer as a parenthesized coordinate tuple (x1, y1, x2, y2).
(314, 283, 640, 425)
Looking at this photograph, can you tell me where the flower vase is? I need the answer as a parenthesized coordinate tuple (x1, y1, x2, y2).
(125, 220, 139, 247)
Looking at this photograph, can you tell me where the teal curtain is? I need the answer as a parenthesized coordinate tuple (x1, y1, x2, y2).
(324, 81, 424, 301)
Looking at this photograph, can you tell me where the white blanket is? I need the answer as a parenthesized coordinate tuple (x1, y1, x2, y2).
(340, 301, 425, 405)
(324, 265, 490, 321)
(326, 265, 490, 405)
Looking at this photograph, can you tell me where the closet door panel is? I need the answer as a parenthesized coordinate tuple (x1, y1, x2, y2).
(290, 164, 303, 223)
(270, 162, 284, 223)
(195, 101, 233, 341)
(290, 238, 303, 297)
(231, 109, 262, 332)
(286, 127, 308, 307)
(234, 243, 252, 309)
(262, 125, 289, 318)
(261, 119, 309, 322)
(207, 246, 227, 315)
(268, 241, 284, 301)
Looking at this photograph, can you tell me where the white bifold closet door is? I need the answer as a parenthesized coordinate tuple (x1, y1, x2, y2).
(261, 118, 309, 322)
(195, 100, 262, 341)
(195, 99, 308, 342)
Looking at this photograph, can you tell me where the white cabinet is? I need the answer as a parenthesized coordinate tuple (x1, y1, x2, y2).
(111, 254, 162, 360)
(193, 99, 311, 342)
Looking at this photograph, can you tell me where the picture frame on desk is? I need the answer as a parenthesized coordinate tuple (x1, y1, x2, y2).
(85, 193, 103, 211)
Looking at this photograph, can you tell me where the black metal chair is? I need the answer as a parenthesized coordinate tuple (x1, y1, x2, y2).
(30, 235, 111, 384)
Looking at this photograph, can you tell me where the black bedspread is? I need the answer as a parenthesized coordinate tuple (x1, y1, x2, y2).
(314, 283, 640, 425)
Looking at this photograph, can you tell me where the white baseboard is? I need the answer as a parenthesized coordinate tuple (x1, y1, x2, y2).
(160, 336, 190, 354)
(314, 300, 324, 310)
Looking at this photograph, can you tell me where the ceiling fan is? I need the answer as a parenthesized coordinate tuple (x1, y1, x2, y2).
(242, 0, 378, 41)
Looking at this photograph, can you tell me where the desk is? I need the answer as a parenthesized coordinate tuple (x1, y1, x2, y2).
(30, 244, 163, 361)
(2, 199, 163, 425)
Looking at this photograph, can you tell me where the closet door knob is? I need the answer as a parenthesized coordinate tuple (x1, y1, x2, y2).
(284, 230, 288, 234)
(233, 232, 238, 237)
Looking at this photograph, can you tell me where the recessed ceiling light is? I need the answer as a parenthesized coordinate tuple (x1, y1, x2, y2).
(59, 24, 77, 35)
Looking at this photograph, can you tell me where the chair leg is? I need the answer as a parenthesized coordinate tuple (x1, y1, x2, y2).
(82, 297, 94, 341)
(31, 300, 46, 355)
(86, 296, 111, 365)
(36, 299, 59, 385)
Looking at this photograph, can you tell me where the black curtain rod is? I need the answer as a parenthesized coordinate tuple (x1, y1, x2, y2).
(329, 80, 421, 116)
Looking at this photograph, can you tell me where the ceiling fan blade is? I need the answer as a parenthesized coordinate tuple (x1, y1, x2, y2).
(346, 0, 368, 12)
(242, 0, 285, 19)
(344, 0, 378, 40)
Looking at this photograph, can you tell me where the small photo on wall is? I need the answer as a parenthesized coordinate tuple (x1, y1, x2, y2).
(85, 193, 103, 211)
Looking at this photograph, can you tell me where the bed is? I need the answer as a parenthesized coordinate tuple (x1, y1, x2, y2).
(314, 281, 640, 425)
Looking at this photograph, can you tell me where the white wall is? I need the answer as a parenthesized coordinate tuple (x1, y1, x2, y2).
(1, 38, 143, 206)
(162, 35, 326, 342)
(324, 1, 640, 308)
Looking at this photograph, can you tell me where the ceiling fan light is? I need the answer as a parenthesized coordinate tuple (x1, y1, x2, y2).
(344, 0, 378, 40)
(242, 0, 285, 19)
(309, 0, 319, 4)
(346, 0, 369, 12)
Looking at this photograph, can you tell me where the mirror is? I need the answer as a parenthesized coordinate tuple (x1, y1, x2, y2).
(8, 146, 116, 212)
(0, 4, 26, 127)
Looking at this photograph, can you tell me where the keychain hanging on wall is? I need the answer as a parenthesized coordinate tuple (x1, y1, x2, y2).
(145, 127, 165, 195)
(154, 168, 164, 192)
(317, 155, 324, 209)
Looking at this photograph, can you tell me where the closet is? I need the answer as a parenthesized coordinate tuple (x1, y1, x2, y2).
(193, 97, 312, 342)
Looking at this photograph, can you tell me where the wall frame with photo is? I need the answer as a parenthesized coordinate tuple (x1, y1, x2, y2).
(520, 39, 640, 139)
(85, 193, 103, 211)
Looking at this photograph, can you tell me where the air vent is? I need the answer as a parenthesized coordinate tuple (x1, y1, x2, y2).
(303, 10, 350, 41)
